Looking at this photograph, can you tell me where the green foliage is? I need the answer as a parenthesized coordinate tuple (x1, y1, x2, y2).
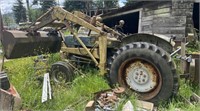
(104, 0, 119, 9)
(4, 55, 109, 110)
(63, 0, 119, 12)
(40, 0, 56, 13)
(2, 14, 15, 26)
(12, 0, 27, 23)
(29, 8, 42, 22)
(94, 0, 119, 9)
(157, 79, 200, 111)
(186, 41, 200, 54)
(64, 0, 87, 12)
(124, 0, 138, 6)
(4, 53, 200, 110)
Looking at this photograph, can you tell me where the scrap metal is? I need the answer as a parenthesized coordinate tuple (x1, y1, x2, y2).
(94, 87, 125, 110)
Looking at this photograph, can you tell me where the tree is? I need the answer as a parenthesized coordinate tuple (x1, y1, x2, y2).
(94, 0, 119, 9)
(124, 0, 137, 6)
(26, 0, 32, 22)
(63, 0, 87, 12)
(29, 8, 42, 22)
(12, 0, 27, 23)
(2, 14, 14, 26)
(104, 0, 119, 9)
(40, 0, 56, 13)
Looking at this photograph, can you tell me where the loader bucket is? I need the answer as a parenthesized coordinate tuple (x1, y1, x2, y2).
(1, 30, 62, 59)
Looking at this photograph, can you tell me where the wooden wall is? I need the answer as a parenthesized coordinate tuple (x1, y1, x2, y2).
(139, 0, 194, 41)
(172, 0, 194, 39)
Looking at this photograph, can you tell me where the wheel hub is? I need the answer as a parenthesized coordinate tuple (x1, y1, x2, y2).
(125, 61, 158, 93)
(56, 72, 66, 82)
(132, 68, 149, 85)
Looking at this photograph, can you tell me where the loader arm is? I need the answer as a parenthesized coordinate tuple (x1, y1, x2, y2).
(73, 11, 122, 37)
(28, 6, 102, 34)
(26, 6, 108, 74)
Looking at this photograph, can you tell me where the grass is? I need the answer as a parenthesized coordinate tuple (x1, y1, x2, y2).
(4, 53, 200, 110)
(4, 54, 110, 110)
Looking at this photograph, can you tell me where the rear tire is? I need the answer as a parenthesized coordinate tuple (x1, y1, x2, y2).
(107, 42, 179, 105)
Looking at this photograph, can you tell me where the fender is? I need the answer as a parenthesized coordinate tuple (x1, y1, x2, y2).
(121, 33, 175, 53)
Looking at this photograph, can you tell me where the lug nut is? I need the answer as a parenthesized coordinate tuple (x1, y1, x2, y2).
(135, 77, 138, 79)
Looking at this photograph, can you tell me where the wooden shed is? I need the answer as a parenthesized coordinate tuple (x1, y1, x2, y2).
(102, 0, 199, 41)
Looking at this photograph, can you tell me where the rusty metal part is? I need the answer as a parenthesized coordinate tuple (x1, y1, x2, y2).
(95, 89, 121, 110)
(112, 87, 125, 94)
(2, 30, 61, 59)
(73, 11, 122, 37)
(118, 58, 162, 100)
(170, 42, 189, 57)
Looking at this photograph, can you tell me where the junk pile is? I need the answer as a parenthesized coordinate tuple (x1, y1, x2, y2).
(85, 87, 154, 111)
(0, 72, 21, 111)
(94, 87, 125, 110)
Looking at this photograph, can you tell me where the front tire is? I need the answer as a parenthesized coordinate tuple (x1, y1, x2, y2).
(108, 42, 179, 105)
(50, 61, 74, 83)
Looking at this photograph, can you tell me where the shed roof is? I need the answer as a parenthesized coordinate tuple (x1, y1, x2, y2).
(102, 1, 170, 19)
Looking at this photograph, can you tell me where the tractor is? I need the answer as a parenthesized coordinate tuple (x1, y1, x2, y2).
(0, 6, 178, 105)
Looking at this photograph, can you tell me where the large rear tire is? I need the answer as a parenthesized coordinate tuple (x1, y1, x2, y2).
(108, 42, 179, 105)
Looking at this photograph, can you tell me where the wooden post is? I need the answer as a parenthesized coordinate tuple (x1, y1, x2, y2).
(98, 34, 107, 75)
(180, 37, 186, 74)
(194, 58, 200, 86)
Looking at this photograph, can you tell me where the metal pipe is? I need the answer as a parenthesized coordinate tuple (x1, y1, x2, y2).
(63, 20, 99, 65)
(170, 42, 189, 57)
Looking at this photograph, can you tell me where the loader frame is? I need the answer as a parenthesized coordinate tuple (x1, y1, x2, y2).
(26, 6, 122, 75)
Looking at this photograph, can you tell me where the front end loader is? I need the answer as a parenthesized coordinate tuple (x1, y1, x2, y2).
(0, 6, 178, 105)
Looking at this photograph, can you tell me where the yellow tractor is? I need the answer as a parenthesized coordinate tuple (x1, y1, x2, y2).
(0, 6, 178, 105)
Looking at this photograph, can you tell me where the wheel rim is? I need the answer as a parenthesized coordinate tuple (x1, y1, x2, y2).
(52, 68, 67, 83)
(118, 57, 162, 100)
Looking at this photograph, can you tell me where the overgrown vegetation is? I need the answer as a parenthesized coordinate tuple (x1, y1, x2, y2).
(186, 41, 200, 54)
(4, 53, 200, 110)
(4, 54, 110, 110)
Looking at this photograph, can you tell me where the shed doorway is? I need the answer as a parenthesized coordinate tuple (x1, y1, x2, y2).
(103, 11, 140, 35)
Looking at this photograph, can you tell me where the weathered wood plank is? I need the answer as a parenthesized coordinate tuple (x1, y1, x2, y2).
(186, 24, 193, 27)
(186, 17, 193, 24)
(141, 21, 153, 26)
(186, 27, 194, 34)
(153, 27, 186, 34)
(142, 16, 153, 21)
(164, 34, 185, 39)
(141, 24, 152, 31)
(143, 7, 171, 17)
(143, 2, 171, 11)
(172, 2, 193, 9)
(140, 30, 152, 33)
(154, 8, 171, 15)
(152, 16, 186, 27)
(142, 13, 171, 21)
(172, 9, 193, 16)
